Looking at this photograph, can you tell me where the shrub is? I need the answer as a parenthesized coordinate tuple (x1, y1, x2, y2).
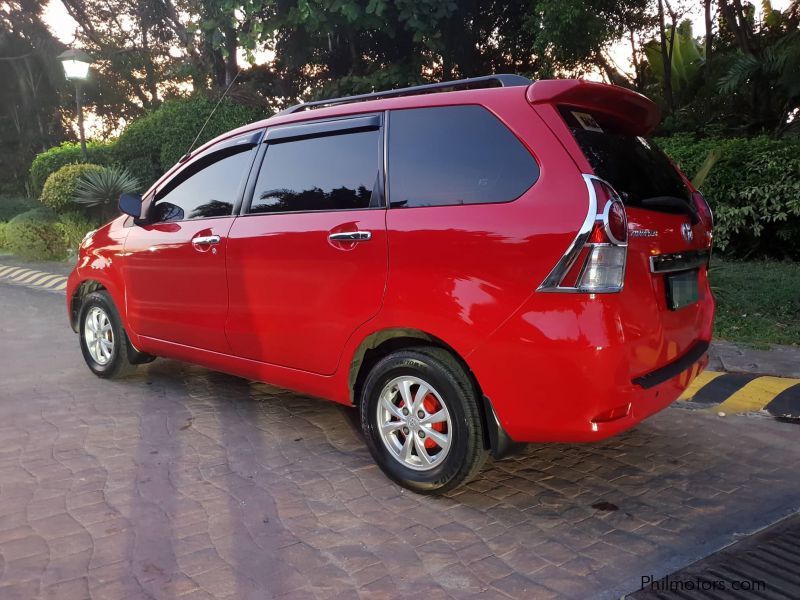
(656, 134, 800, 259)
(114, 95, 266, 190)
(0, 195, 36, 222)
(73, 166, 139, 221)
(55, 211, 98, 256)
(0, 222, 7, 251)
(40, 163, 104, 212)
(5, 207, 67, 260)
(29, 141, 114, 195)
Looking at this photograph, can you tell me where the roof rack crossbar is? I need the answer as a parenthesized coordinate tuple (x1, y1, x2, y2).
(277, 74, 532, 116)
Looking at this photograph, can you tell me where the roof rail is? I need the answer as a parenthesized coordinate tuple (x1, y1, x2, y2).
(277, 74, 532, 116)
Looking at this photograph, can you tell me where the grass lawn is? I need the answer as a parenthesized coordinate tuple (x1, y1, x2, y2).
(710, 259, 800, 347)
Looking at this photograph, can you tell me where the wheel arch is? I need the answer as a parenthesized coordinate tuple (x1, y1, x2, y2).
(70, 279, 109, 332)
(348, 327, 517, 456)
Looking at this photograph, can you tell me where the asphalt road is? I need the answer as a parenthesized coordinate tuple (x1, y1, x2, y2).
(1, 280, 799, 600)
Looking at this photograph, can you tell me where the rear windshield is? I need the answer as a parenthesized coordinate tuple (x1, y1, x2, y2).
(559, 106, 692, 215)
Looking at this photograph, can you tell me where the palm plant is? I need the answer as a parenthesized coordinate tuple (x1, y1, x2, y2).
(718, 28, 800, 134)
(73, 166, 141, 221)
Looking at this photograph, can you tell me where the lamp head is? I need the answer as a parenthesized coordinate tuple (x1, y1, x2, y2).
(58, 49, 92, 81)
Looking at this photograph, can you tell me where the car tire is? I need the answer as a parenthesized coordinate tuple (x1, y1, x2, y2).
(360, 346, 488, 494)
(78, 291, 138, 379)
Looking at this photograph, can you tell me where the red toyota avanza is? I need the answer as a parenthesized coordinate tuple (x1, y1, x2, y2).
(67, 75, 715, 493)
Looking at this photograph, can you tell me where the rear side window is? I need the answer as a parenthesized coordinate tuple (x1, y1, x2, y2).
(249, 129, 381, 214)
(559, 107, 691, 213)
(388, 105, 538, 208)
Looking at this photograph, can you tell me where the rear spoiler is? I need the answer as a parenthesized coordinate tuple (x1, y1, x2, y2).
(526, 80, 661, 136)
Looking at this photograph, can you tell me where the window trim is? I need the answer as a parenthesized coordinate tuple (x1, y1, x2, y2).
(385, 104, 539, 210)
(265, 114, 380, 144)
(239, 113, 386, 217)
(147, 129, 264, 224)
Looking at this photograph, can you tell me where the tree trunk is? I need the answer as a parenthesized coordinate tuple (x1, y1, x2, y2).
(223, 24, 238, 86)
(704, 0, 713, 76)
(718, 0, 752, 54)
(141, 22, 160, 106)
(657, 0, 675, 114)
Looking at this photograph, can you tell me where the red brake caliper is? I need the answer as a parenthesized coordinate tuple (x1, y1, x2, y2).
(422, 395, 445, 450)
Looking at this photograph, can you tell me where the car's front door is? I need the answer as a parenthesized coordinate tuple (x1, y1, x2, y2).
(225, 114, 388, 375)
(123, 131, 261, 352)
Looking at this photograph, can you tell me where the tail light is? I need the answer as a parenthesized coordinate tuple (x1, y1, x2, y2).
(538, 175, 628, 293)
(692, 191, 713, 229)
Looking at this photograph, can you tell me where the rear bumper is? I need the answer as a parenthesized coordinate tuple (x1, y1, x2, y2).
(467, 292, 714, 443)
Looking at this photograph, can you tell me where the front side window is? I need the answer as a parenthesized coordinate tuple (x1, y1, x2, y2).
(249, 128, 381, 214)
(151, 140, 257, 222)
(388, 105, 539, 208)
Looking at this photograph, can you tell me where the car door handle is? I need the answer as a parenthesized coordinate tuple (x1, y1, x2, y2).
(328, 231, 372, 242)
(192, 235, 221, 245)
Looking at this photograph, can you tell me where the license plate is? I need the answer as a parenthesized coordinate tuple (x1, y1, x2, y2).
(666, 269, 699, 310)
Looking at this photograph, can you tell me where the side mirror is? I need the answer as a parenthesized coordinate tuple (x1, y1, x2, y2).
(119, 193, 143, 218)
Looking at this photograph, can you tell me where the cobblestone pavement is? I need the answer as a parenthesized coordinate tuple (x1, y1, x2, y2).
(1, 283, 799, 600)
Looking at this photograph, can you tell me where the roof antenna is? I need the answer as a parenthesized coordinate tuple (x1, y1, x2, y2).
(180, 68, 242, 162)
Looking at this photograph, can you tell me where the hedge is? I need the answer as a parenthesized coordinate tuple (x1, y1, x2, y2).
(655, 134, 800, 259)
(40, 163, 104, 212)
(5, 207, 67, 261)
(55, 211, 98, 255)
(113, 96, 266, 190)
(29, 141, 114, 195)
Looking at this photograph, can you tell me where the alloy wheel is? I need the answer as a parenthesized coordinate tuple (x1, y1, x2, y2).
(376, 375, 452, 471)
(84, 306, 114, 365)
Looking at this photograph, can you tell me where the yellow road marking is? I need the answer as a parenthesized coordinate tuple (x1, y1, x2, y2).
(0, 267, 27, 278)
(9, 269, 36, 281)
(33, 274, 64, 287)
(0, 266, 67, 291)
(17, 271, 47, 284)
(715, 376, 800, 414)
(680, 370, 725, 401)
(27, 273, 58, 285)
(42, 277, 68, 289)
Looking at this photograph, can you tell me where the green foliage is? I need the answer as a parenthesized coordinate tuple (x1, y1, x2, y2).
(711, 259, 800, 346)
(114, 96, 266, 190)
(5, 208, 68, 261)
(55, 212, 99, 256)
(29, 142, 115, 195)
(0, 196, 37, 222)
(0, 222, 7, 251)
(73, 166, 140, 221)
(40, 164, 105, 212)
(644, 20, 704, 94)
(717, 29, 800, 132)
(657, 134, 800, 258)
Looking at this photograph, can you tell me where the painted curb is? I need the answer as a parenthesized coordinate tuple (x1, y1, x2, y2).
(0, 265, 68, 293)
(680, 370, 800, 420)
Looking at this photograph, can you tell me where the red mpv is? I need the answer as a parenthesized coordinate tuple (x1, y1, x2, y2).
(68, 75, 715, 493)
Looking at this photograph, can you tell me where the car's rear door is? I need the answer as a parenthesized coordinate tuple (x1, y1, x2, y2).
(123, 131, 261, 352)
(225, 114, 388, 375)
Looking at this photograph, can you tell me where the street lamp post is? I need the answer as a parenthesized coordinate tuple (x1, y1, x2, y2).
(58, 49, 92, 161)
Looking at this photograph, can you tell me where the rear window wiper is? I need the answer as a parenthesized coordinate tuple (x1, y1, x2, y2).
(639, 196, 699, 224)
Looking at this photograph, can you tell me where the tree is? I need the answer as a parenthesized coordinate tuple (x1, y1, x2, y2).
(0, 0, 66, 191)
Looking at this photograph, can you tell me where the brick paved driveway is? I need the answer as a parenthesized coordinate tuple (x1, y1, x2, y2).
(1, 282, 799, 599)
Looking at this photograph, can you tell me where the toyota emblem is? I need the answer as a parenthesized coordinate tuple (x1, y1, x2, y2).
(681, 223, 694, 242)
